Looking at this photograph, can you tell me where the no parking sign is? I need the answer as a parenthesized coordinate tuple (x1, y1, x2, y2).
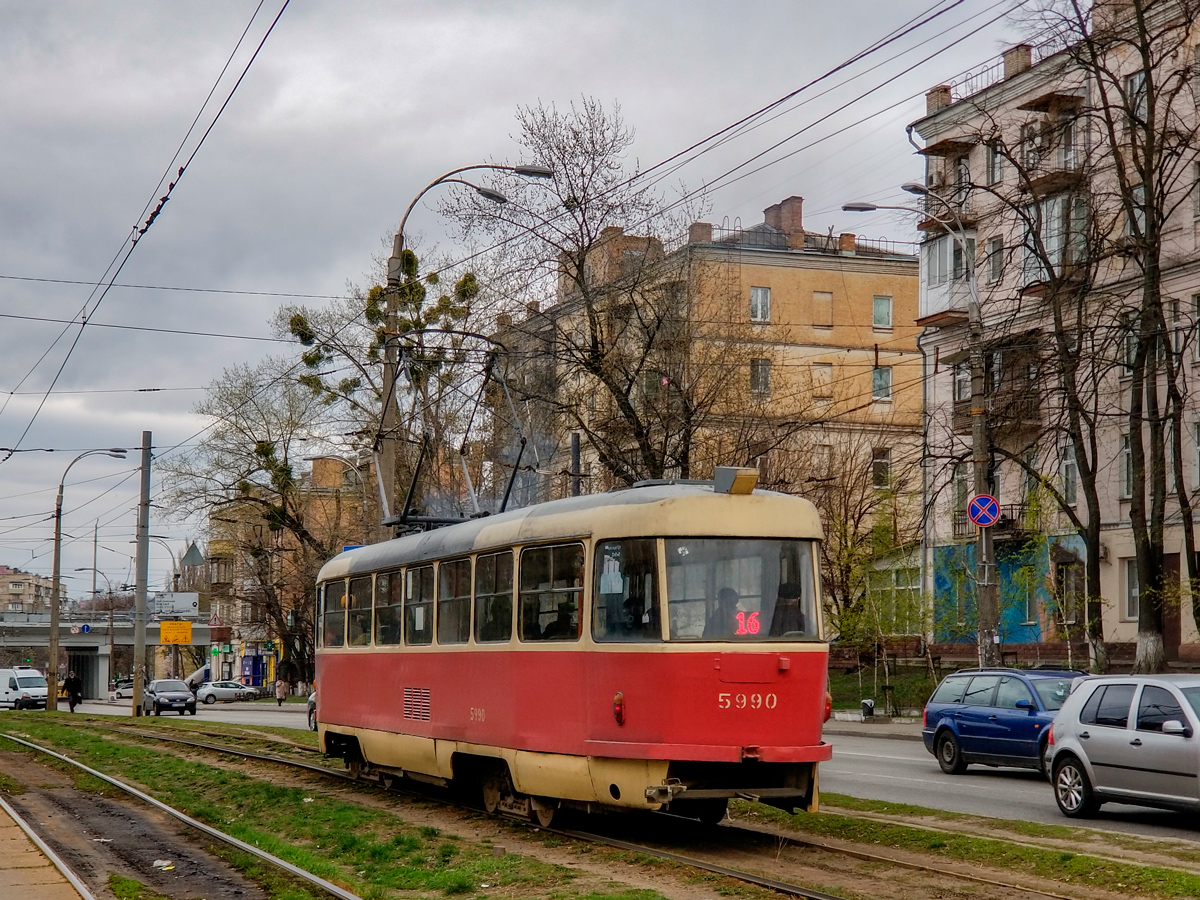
(968, 494, 1000, 527)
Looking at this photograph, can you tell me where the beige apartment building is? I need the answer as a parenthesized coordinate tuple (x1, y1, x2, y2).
(912, 8, 1200, 661)
(0, 566, 62, 615)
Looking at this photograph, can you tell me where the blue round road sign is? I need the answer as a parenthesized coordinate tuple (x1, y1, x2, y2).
(968, 494, 1000, 527)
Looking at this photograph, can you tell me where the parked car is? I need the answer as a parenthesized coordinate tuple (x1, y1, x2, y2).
(142, 679, 197, 716)
(1047, 674, 1200, 817)
(0, 666, 48, 709)
(110, 678, 136, 699)
(195, 680, 255, 704)
(923, 667, 1084, 775)
(307, 691, 317, 731)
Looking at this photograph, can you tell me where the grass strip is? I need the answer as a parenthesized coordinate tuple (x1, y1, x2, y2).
(733, 799, 1200, 898)
(1, 715, 654, 900)
(108, 874, 172, 900)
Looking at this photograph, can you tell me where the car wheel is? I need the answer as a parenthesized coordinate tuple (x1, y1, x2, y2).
(1038, 738, 1051, 779)
(189, 708, 197, 716)
(153, 704, 161, 716)
(936, 731, 967, 774)
(308, 708, 317, 732)
(1053, 756, 1099, 817)
(203, 694, 217, 704)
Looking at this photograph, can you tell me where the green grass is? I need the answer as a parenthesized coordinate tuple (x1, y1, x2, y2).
(0, 714, 657, 900)
(731, 799, 1200, 898)
(108, 875, 171, 900)
(827, 665, 936, 711)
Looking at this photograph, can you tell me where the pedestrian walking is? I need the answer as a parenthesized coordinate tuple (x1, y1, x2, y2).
(275, 677, 288, 707)
(63, 671, 83, 713)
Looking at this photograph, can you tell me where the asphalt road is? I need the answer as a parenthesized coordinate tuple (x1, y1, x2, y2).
(823, 732, 1200, 842)
(51, 697, 311, 728)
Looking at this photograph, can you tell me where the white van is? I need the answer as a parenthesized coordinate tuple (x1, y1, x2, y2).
(0, 666, 48, 709)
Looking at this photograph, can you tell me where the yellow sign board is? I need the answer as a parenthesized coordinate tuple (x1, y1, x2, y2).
(160, 621, 193, 645)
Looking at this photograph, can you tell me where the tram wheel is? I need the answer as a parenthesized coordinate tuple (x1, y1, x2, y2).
(530, 797, 556, 828)
(481, 775, 503, 814)
(347, 758, 363, 780)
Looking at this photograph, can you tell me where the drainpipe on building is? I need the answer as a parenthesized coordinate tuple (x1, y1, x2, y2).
(917, 325, 936, 654)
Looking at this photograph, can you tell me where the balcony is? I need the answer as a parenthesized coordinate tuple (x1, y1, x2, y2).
(952, 388, 1041, 436)
(952, 503, 1032, 540)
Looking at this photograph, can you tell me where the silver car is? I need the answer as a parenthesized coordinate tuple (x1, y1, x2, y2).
(1047, 674, 1200, 817)
(196, 680, 255, 704)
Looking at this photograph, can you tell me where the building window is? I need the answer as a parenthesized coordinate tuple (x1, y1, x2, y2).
(7, 602, 20, 612)
(953, 361, 970, 402)
(952, 237, 976, 281)
(1128, 183, 1146, 236)
(1120, 434, 1133, 499)
(926, 237, 949, 287)
(750, 358, 771, 395)
(987, 350, 1003, 393)
(953, 462, 969, 516)
(1022, 194, 1086, 284)
(814, 443, 832, 478)
(987, 237, 1004, 283)
(872, 366, 892, 401)
(1061, 445, 1077, 506)
(8, 582, 23, 592)
(812, 291, 833, 328)
(1126, 70, 1148, 124)
(1024, 450, 1039, 498)
(1056, 561, 1082, 626)
(1024, 576, 1038, 625)
(1124, 558, 1140, 620)
(1194, 162, 1200, 217)
(750, 286, 771, 323)
(873, 295, 893, 329)
(811, 362, 833, 400)
(986, 142, 1003, 185)
(872, 448, 892, 488)
(1058, 119, 1077, 170)
(1195, 422, 1200, 488)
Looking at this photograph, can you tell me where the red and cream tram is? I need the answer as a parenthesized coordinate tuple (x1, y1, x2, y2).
(314, 469, 832, 825)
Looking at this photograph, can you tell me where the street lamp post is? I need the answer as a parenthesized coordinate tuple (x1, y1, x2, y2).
(844, 190, 999, 668)
(49, 447, 127, 708)
(378, 163, 553, 524)
(75, 567, 118, 690)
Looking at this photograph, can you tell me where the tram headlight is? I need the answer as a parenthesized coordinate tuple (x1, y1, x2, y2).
(823, 691, 832, 723)
(613, 691, 625, 725)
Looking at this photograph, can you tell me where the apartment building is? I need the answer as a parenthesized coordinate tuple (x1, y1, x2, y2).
(0, 566, 62, 615)
(911, 7, 1200, 661)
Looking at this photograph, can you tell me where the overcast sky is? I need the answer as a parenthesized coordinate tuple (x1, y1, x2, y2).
(0, 0, 1026, 597)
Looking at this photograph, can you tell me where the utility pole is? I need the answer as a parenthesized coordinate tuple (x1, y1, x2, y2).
(968, 301, 1000, 666)
(131, 430, 151, 716)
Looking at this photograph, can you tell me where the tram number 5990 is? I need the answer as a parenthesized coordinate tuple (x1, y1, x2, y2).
(718, 692, 777, 710)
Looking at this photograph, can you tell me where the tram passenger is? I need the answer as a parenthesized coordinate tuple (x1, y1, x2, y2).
(703, 587, 741, 639)
(542, 601, 577, 640)
(768, 582, 805, 637)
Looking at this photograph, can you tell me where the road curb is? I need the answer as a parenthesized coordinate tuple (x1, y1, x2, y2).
(824, 724, 925, 743)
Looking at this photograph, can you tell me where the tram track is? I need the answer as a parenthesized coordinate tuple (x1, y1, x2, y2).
(50, 721, 1102, 900)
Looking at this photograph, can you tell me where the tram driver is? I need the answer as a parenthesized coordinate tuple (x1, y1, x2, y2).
(768, 582, 805, 637)
(703, 587, 741, 639)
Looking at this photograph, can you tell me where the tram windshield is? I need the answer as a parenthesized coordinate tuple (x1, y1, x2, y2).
(665, 538, 818, 641)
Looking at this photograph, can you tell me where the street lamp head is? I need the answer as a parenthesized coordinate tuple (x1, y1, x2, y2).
(474, 185, 509, 205)
(842, 202, 879, 213)
(901, 181, 930, 196)
(512, 164, 554, 178)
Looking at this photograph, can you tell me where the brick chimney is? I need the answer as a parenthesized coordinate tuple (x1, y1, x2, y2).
(839, 233, 857, 254)
(688, 221, 713, 244)
(1093, 0, 1133, 31)
(926, 85, 952, 114)
(525, 301, 540, 319)
(764, 196, 805, 248)
(496, 313, 512, 329)
(1003, 44, 1033, 78)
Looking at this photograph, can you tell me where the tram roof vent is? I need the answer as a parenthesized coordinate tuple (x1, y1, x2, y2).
(713, 466, 759, 495)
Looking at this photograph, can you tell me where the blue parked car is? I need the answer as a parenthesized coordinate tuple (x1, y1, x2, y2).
(923, 668, 1084, 776)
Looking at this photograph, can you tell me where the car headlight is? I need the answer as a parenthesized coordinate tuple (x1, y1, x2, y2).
(20, 692, 30, 699)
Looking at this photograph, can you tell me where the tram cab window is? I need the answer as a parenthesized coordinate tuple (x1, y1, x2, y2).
(438, 558, 472, 644)
(593, 539, 660, 642)
(475, 551, 513, 643)
(519, 543, 584, 641)
(664, 539, 818, 642)
(322, 580, 347, 648)
(347, 576, 373, 646)
(374, 571, 403, 645)
(405, 565, 435, 645)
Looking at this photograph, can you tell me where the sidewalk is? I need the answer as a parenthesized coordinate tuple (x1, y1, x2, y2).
(0, 799, 90, 900)
(824, 713, 925, 742)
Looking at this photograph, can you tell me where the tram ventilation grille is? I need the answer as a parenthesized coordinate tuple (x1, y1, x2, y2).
(403, 687, 431, 721)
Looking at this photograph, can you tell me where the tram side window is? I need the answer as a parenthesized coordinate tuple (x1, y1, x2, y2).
(438, 558, 472, 644)
(475, 551, 513, 642)
(406, 565, 435, 645)
(374, 571, 403, 645)
(519, 543, 584, 641)
(593, 539, 660, 642)
(323, 580, 347, 648)
(347, 576, 373, 646)
(315, 584, 324, 648)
